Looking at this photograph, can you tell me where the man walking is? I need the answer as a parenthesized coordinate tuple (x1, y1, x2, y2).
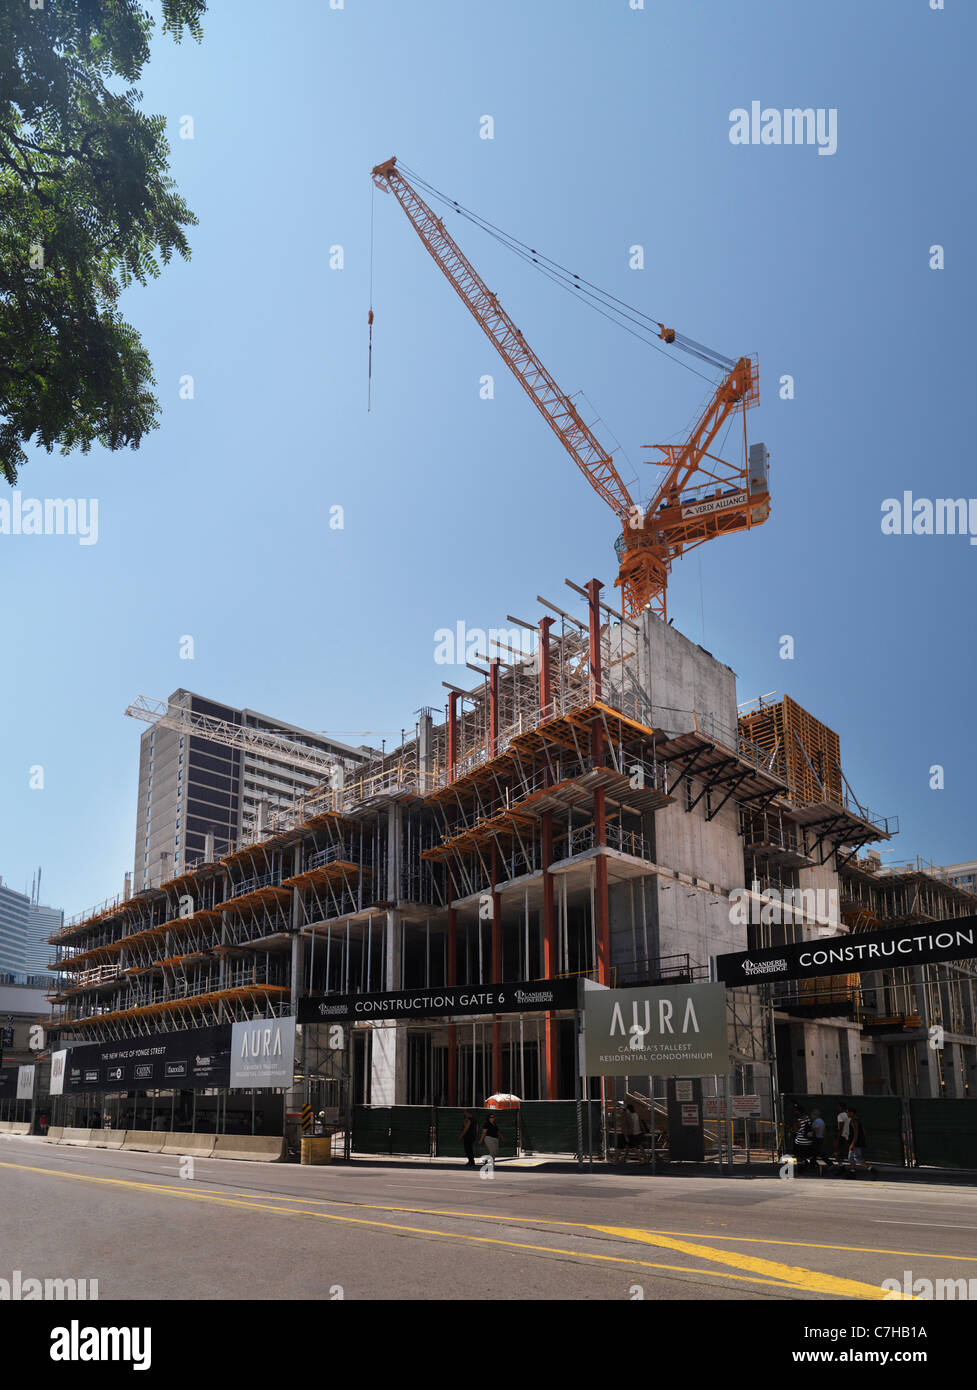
(460, 1110, 476, 1168)
(810, 1108, 827, 1172)
(623, 1103, 643, 1161)
(834, 1100, 850, 1161)
(846, 1106, 877, 1178)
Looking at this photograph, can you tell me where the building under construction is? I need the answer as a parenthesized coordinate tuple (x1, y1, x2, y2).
(43, 575, 976, 1127)
(41, 157, 977, 1127)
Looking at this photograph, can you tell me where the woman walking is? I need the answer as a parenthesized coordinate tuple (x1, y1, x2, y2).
(479, 1113, 502, 1164)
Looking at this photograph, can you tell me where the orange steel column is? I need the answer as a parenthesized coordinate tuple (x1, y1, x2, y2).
(587, 576, 611, 986)
(447, 691, 458, 780)
(447, 693, 459, 1102)
(538, 616, 560, 1097)
(586, 577, 603, 701)
(487, 664, 503, 1093)
(491, 842, 503, 1095)
(447, 907, 458, 1106)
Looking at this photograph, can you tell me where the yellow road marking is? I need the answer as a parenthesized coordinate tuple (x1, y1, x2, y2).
(179, 1186, 977, 1264)
(0, 1159, 919, 1299)
(0, 1161, 803, 1292)
(591, 1226, 909, 1301)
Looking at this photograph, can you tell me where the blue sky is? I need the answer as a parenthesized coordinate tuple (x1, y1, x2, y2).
(1, 0, 974, 916)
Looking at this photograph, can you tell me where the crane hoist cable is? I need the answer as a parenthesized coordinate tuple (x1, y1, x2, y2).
(368, 182, 376, 411)
(397, 161, 735, 379)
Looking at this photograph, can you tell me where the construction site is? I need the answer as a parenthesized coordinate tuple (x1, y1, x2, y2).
(32, 158, 977, 1154)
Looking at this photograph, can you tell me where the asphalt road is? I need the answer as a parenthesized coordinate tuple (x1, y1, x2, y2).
(3, 1134, 976, 1301)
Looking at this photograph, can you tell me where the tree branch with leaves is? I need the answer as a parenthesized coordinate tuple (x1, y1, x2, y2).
(0, 0, 206, 483)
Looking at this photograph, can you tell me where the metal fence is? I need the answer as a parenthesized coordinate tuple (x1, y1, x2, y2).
(785, 1093, 977, 1170)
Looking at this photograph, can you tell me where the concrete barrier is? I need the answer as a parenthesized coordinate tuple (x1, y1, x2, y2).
(60, 1127, 94, 1146)
(0, 1121, 10, 1133)
(45, 1126, 63, 1143)
(121, 1129, 166, 1153)
(213, 1134, 285, 1162)
(91, 1129, 127, 1150)
(9, 1122, 29, 1135)
(162, 1132, 216, 1159)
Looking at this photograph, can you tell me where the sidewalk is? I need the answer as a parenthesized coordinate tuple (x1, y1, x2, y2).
(312, 1149, 977, 1185)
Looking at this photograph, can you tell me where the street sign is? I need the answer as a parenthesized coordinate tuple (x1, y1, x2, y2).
(731, 1094, 761, 1117)
(299, 976, 580, 1024)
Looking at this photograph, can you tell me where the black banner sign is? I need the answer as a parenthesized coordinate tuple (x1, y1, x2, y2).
(60, 1024, 232, 1094)
(0, 1067, 16, 1101)
(298, 976, 581, 1024)
(715, 916, 977, 988)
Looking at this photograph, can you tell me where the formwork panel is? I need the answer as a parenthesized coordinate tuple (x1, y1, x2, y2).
(738, 695, 842, 807)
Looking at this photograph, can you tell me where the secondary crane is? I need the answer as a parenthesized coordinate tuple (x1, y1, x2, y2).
(124, 695, 360, 780)
(371, 156, 770, 622)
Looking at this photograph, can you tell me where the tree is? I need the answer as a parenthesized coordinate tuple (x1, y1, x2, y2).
(0, 0, 206, 484)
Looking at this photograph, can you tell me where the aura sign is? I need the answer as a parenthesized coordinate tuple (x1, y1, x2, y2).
(229, 1016, 296, 1089)
(582, 982, 728, 1077)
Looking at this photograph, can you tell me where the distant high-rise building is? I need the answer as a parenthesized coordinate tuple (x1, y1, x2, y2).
(133, 689, 371, 891)
(0, 881, 27, 978)
(26, 904, 63, 977)
(0, 879, 62, 983)
(936, 860, 977, 895)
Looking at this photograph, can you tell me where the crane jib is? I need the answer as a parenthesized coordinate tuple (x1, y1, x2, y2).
(371, 158, 766, 622)
(377, 164, 636, 521)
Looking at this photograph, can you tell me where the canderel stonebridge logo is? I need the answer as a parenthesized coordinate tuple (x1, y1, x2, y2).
(741, 958, 789, 976)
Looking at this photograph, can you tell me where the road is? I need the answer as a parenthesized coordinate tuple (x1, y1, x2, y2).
(2, 1135, 976, 1301)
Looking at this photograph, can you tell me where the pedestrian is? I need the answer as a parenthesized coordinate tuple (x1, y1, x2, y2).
(623, 1103, 642, 1158)
(479, 1112, 501, 1163)
(790, 1103, 816, 1172)
(460, 1110, 476, 1168)
(845, 1106, 877, 1178)
(810, 1109, 827, 1173)
(834, 1100, 850, 1160)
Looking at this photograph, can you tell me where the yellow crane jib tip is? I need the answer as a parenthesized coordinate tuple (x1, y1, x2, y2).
(659, 325, 676, 344)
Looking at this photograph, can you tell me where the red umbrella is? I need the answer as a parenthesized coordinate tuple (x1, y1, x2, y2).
(484, 1093, 521, 1110)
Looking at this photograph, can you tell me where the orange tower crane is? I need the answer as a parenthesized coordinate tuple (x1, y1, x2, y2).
(371, 157, 770, 621)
